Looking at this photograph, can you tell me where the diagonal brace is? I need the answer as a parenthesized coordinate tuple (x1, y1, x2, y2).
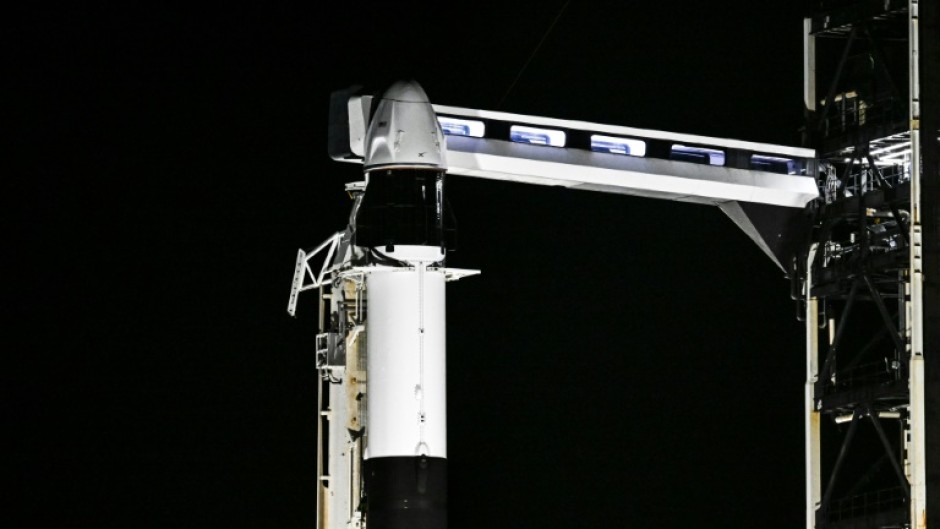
(867, 411, 911, 498)
(821, 409, 861, 514)
(861, 274, 906, 357)
(818, 279, 860, 394)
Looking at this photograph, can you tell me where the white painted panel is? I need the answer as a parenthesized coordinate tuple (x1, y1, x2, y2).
(366, 269, 447, 458)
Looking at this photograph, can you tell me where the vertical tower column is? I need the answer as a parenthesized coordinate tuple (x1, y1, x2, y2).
(805, 244, 822, 529)
(803, 4, 920, 529)
(918, 0, 940, 525)
(907, 2, 938, 528)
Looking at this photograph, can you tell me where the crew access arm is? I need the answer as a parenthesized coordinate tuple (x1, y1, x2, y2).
(329, 88, 819, 271)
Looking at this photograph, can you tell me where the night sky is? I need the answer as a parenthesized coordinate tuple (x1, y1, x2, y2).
(14, 2, 813, 527)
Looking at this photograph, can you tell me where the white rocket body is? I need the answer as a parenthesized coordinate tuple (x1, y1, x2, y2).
(366, 268, 448, 460)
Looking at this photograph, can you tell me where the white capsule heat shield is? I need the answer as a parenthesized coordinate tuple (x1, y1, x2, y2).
(366, 267, 447, 459)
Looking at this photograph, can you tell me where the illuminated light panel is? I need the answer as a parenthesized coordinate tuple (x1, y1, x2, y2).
(590, 135, 647, 156)
(869, 142, 912, 157)
(880, 150, 912, 161)
(751, 154, 797, 175)
(509, 125, 566, 147)
(437, 116, 485, 138)
(670, 144, 725, 166)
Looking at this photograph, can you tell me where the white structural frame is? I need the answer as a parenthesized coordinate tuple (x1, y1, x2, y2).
(805, 242, 822, 529)
(288, 232, 343, 317)
(802, 20, 821, 529)
(907, 3, 927, 529)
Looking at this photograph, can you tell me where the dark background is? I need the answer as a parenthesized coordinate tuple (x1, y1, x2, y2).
(12, 2, 811, 527)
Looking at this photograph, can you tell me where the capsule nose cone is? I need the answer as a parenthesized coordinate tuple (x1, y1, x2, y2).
(381, 80, 431, 104)
(363, 80, 446, 170)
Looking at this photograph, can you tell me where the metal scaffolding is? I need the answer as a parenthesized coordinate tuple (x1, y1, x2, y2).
(801, 2, 937, 528)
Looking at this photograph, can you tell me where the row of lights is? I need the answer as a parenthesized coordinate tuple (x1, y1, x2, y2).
(438, 116, 799, 174)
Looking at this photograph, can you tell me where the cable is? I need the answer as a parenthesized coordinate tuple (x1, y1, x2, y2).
(496, 0, 570, 110)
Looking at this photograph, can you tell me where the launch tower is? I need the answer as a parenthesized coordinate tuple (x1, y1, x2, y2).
(799, 2, 937, 529)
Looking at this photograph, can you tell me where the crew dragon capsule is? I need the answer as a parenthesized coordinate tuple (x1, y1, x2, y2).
(291, 81, 473, 529)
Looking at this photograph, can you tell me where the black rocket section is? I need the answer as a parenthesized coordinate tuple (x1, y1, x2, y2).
(365, 457, 447, 529)
(354, 169, 456, 252)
